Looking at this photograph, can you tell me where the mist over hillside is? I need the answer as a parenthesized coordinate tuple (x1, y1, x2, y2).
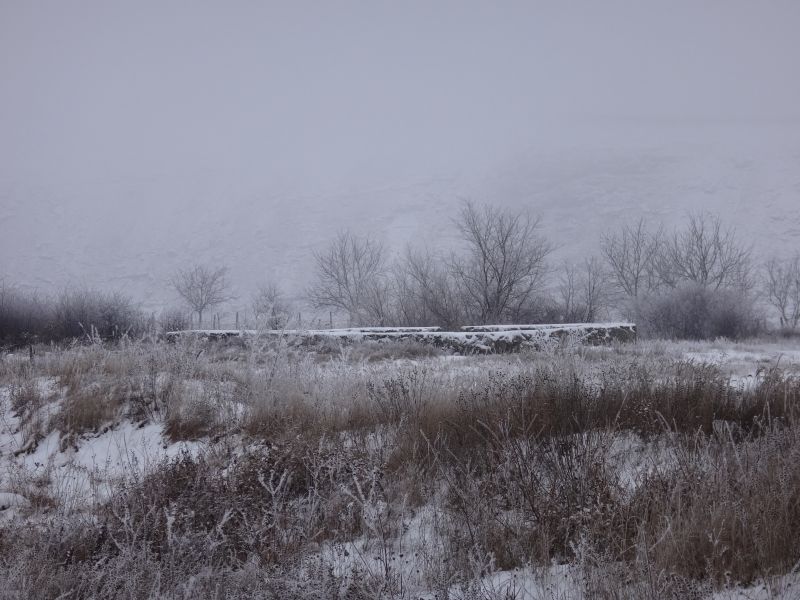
(5, 4, 800, 595)
(3, 121, 799, 313)
(2, 1, 800, 314)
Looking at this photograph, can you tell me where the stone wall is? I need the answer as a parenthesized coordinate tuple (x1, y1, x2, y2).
(166, 323, 637, 353)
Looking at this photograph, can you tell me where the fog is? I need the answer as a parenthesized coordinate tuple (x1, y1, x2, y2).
(2, 1, 800, 310)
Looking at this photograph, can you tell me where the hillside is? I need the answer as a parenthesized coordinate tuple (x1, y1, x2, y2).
(2, 123, 799, 313)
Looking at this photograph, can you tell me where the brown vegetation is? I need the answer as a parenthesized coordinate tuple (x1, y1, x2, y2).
(0, 339, 798, 598)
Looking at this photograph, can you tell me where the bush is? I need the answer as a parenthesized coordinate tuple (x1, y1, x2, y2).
(0, 283, 146, 345)
(634, 283, 763, 340)
(53, 288, 145, 341)
(0, 284, 52, 346)
(159, 307, 191, 333)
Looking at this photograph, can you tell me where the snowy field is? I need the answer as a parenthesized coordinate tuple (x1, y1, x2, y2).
(0, 335, 799, 598)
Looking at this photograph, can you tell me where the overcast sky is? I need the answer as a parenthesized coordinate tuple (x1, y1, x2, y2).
(2, 1, 800, 308)
(3, 1, 799, 183)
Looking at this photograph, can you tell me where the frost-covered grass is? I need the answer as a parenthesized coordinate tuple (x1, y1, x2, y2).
(0, 337, 799, 598)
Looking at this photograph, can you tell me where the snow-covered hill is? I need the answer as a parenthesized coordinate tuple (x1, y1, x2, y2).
(3, 124, 800, 313)
(3, 3, 799, 316)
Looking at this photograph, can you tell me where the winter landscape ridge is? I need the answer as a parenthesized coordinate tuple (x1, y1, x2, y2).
(4, 1, 800, 598)
(3, 122, 800, 313)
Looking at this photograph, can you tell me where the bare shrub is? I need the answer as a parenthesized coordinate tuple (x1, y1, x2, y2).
(0, 483, 390, 599)
(102, 441, 388, 568)
(163, 375, 243, 442)
(434, 423, 623, 573)
(53, 288, 145, 341)
(158, 306, 190, 333)
(0, 283, 145, 345)
(0, 281, 52, 346)
(366, 366, 431, 425)
(241, 393, 320, 441)
(251, 281, 292, 329)
(634, 282, 763, 340)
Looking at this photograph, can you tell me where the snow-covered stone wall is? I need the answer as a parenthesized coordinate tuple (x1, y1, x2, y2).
(165, 323, 636, 353)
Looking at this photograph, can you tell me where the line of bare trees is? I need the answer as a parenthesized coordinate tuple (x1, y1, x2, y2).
(598, 214, 763, 339)
(303, 204, 797, 339)
(3, 202, 799, 345)
(167, 205, 792, 339)
(600, 214, 755, 299)
(306, 201, 557, 328)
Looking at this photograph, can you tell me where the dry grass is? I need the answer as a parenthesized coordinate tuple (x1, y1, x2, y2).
(630, 423, 800, 585)
(1, 338, 800, 598)
(348, 339, 444, 362)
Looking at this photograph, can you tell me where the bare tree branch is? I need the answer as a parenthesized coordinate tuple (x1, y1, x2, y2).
(450, 201, 553, 323)
(653, 212, 752, 291)
(307, 231, 388, 326)
(600, 218, 662, 298)
(402, 246, 467, 328)
(558, 257, 612, 323)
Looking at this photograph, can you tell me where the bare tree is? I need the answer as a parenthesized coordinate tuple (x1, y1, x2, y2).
(764, 254, 800, 331)
(172, 265, 232, 327)
(558, 262, 580, 323)
(450, 201, 553, 324)
(600, 218, 662, 298)
(580, 257, 612, 322)
(361, 278, 394, 327)
(389, 256, 427, 327)
(653, 212, 752, 291)
(401, 247, 467, 328)
(251, 282, 292, 329)
(308, 231, 388, 326)
(558, 257, 612, 323)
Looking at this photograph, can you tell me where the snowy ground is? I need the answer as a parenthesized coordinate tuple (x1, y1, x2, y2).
(682, 341, 800, 377)
(1, 336, 799, 598)
(3, 335, 795, 512)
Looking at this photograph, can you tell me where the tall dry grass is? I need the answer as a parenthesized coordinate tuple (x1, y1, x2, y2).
(1, 338, 799, 598)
